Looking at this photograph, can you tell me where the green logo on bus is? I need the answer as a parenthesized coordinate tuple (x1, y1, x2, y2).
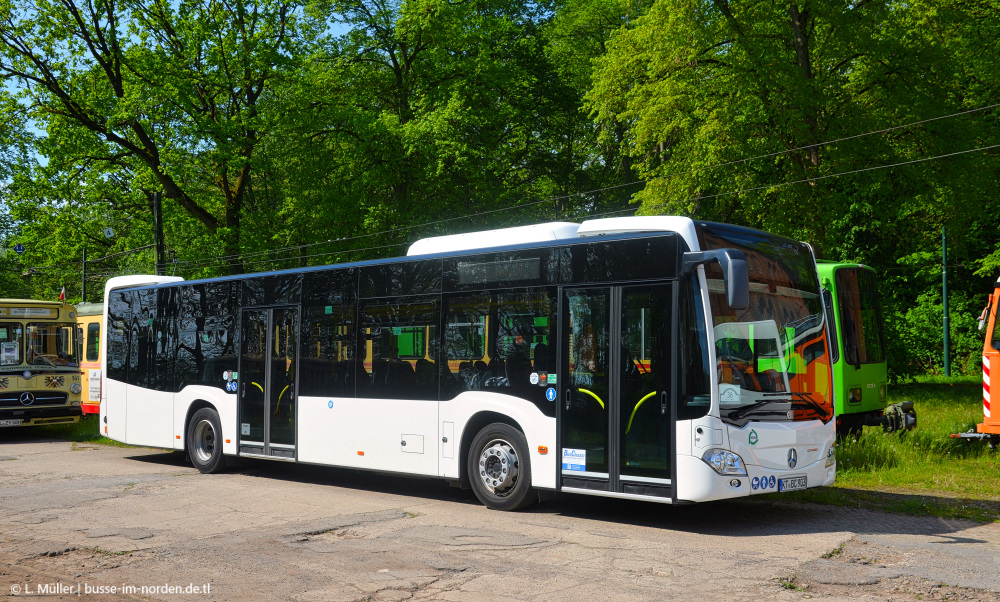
(749, 429, 758, 445)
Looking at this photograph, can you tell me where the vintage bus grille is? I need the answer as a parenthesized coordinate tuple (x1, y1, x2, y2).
(0, 391, 69, 407)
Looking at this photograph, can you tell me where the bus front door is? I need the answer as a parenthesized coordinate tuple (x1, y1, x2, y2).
(560, 285, 673, 499)
(238, 307, 299, 459)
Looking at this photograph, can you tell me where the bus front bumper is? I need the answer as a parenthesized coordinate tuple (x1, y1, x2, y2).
(0, 405, 83, 427)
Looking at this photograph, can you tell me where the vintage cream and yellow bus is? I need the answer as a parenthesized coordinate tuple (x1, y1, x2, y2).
(76, 302, 104, 416)
(99, 217, 836, 510)
(0, 299, 83, 427)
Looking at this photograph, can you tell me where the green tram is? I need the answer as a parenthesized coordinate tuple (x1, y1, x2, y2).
(817, 262, 915, 435)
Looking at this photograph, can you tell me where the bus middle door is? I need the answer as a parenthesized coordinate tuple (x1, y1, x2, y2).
(238, 306, 299, 459)
(560, 284, 673, 499)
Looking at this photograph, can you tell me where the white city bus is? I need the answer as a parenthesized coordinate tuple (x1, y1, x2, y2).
(99, 216, 835, 510)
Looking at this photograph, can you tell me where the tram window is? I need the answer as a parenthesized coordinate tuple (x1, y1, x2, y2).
(359, 300, 439, 400)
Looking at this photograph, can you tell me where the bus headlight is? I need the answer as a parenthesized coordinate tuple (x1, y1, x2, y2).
(825, 446, 836, 467)
(701, 449, 747, 476)
(70, 383, 82, 394)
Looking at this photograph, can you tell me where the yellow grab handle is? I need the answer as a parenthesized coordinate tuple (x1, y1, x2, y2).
(578, 388, 605, 409)
(626, 391, 658, 435)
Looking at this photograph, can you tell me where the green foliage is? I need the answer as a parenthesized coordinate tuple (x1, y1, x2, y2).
(0, 0, 998, 378)
(782, 378, 1000, 522)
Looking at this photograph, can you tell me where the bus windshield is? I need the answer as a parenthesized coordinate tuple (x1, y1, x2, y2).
(836, 267, 885, 366)
(0, 321, 80, 367)
(697, 223, 833, 425)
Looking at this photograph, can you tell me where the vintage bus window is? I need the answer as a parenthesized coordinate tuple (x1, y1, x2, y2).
(835, 268, 885, 365)
(26, 322, 79, 366)
(86, 322, 101, 361)
(0, 323, 23, 365)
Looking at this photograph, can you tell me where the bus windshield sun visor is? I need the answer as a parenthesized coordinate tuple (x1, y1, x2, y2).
(682, 249, 749, 310)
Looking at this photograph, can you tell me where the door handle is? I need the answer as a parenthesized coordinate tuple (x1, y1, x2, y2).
(660, 391, 667, 415)
(564, 388, 571, 411)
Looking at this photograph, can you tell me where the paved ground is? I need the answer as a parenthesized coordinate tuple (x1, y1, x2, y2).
(1, 434, 998, 601)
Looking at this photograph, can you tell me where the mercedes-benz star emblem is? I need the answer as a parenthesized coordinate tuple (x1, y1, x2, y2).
(787, 448, 798, 469)
(19, 392, 36, 406)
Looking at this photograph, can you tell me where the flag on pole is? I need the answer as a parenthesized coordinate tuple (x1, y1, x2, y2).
(58, 286, 66, 301)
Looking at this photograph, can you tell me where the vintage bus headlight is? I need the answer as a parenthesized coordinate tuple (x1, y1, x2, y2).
(825, 446, 836, 467)
(701, 449, 747, 476)
(879, 384, 887, 402)
(70, 383, 82, 394)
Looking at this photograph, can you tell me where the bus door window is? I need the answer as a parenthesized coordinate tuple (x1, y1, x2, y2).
(620, 286, 671, 478)
(239, 310, 268, 443)
(563, 289, 611, 475)
(269, 308, 297, 447)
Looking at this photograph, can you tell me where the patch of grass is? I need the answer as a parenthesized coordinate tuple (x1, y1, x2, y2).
(778, 576, 805, 591)
(782, 377, 1000, 522)
(32, 414, 132, 447)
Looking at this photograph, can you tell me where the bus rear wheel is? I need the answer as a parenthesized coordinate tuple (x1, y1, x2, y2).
(187, 408, 227, 474)
(468, 423, 536, 511)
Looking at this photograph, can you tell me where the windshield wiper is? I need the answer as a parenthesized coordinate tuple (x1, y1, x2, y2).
(788, 392, 831, 419)
(726, 399, 781, 421)
(726, 391, 829, 421)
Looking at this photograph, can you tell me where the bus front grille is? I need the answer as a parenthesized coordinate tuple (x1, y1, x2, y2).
(0, 392, 70, 407)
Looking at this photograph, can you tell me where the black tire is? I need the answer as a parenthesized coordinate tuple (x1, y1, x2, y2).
(467, 422, 536, 511)
(187, 407, 227, 474)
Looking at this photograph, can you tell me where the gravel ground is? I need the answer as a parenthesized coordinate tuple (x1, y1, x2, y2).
(1, 435, 998, 601)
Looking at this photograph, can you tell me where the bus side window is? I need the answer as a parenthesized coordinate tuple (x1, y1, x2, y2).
(87, 323, 101, 361)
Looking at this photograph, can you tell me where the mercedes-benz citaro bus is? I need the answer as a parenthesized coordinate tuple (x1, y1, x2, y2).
(99, 217, 835, 510)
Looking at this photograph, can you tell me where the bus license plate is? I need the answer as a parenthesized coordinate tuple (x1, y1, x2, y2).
(0, 418, 23, 427)
(778, 476, 807, 492)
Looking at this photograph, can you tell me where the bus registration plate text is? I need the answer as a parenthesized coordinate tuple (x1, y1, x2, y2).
(0, 418, 24, 427)
(778, 476, 807, 492)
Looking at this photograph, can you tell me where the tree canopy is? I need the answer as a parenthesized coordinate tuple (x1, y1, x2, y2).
(1, 0, 998, 379)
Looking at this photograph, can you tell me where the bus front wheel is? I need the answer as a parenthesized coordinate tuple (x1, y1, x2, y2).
(187, 408, 228, 474)
(467, 423, 536, 511)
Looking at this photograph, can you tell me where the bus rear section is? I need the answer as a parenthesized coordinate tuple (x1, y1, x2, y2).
(76, 302, 104, 415)
(0, 299, 83, 428)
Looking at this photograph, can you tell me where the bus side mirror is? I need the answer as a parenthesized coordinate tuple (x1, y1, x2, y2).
(682, 249, 749, 310)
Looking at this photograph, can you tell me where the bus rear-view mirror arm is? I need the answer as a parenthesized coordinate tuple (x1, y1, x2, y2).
(682, 249, 750, 310)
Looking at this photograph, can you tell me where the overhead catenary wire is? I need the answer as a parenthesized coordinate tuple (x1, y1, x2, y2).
(9, 103, 999, 278)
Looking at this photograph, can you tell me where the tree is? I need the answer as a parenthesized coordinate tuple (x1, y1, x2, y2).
(0, 0, 316, 274)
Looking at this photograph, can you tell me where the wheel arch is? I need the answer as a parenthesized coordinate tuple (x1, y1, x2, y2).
(459, 411, 526, 489)
(183, 399, 218, 453)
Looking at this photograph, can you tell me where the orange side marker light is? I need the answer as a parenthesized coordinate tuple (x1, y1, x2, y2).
(357, 451, 365, 456)
(538, 446, 548, 454)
